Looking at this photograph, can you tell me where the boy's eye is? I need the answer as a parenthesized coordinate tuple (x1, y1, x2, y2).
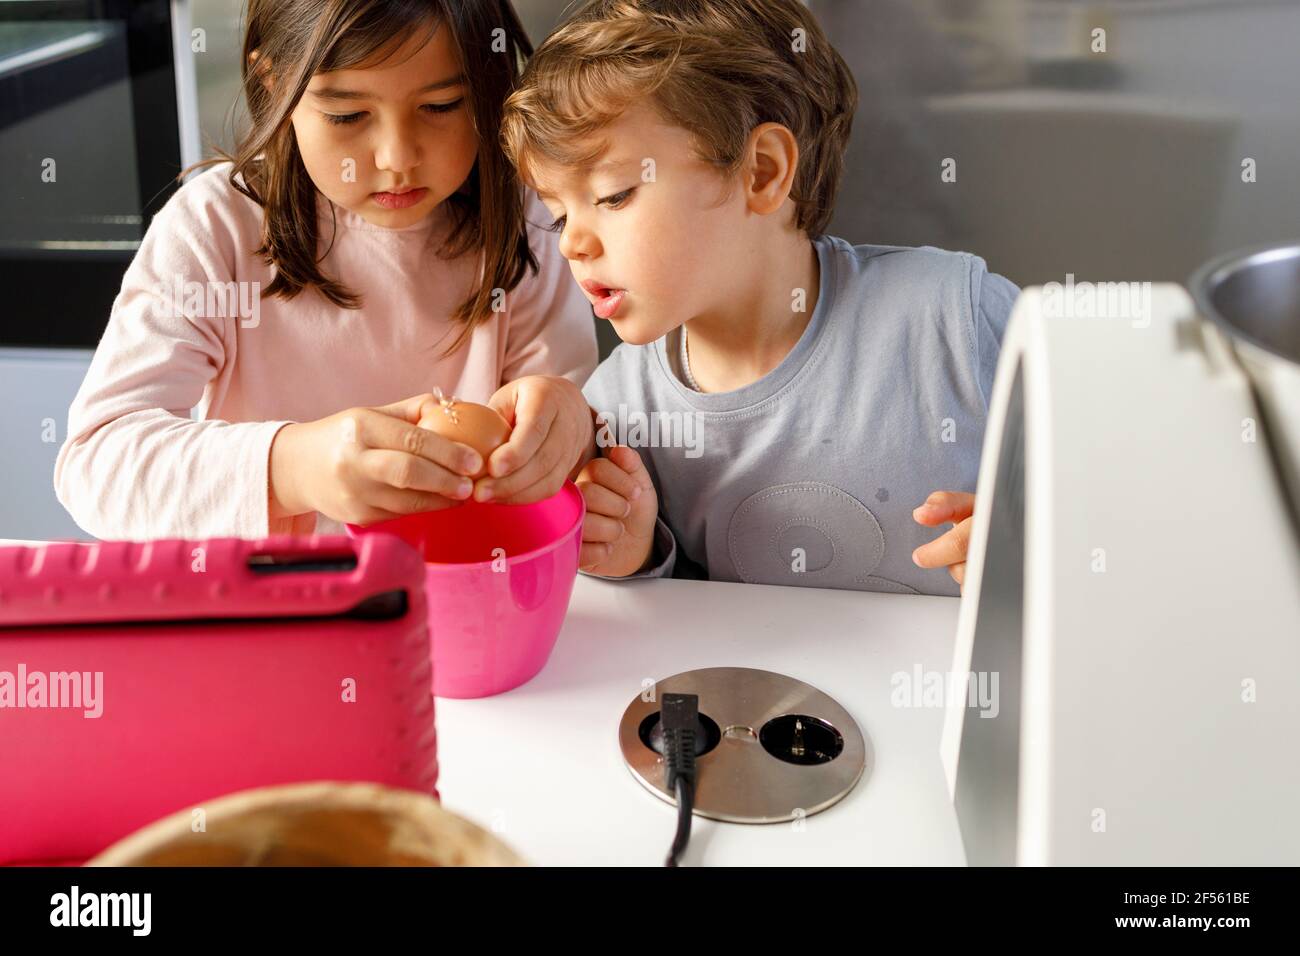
(545, 215, 567, 234)
(421, 98, 464, 115)
(324, 111, 364, 126)
(596, 187, 636, 209)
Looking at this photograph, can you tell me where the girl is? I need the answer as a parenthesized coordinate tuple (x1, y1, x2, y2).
(55, 0, 598, 540)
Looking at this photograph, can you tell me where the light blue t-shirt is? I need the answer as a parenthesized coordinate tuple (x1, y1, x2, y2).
(582, 237, 1019, 597)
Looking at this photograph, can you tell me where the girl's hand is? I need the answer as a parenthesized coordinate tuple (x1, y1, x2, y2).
(475, 375, 596, 505)
(911, 491, 976, 589)
(575, 446, 658, 575)
(269, 392, 484, 526)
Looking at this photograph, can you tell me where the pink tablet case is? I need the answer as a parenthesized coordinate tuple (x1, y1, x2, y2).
(0, 535, 438, 866)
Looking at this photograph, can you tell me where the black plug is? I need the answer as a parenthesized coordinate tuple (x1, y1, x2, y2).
(661, 692, 699, 867)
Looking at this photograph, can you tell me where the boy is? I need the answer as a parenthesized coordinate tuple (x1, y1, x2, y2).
(501, 0, 1017, 595)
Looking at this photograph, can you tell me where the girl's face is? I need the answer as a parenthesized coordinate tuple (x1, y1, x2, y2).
(290, 24, 477, 229)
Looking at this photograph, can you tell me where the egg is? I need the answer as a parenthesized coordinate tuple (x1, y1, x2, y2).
(417, 394, 512, 480)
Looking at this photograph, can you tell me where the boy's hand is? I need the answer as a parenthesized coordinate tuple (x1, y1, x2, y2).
(476, 375, 595, 504)
(269, 393, 480, 526)
(911, 491, 976, 589)
(575, 446, 658, 576)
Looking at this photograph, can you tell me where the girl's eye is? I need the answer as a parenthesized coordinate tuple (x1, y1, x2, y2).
(545, 215, 567, 234)
(324, 111, 364, 126)
(596, 187, 636, 209)
(421, 98, 464, 115)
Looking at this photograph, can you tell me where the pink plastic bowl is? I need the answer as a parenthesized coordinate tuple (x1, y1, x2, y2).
(347, 482, 583, 699)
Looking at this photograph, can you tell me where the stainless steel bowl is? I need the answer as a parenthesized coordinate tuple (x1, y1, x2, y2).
(1191, 242, 1300, 521)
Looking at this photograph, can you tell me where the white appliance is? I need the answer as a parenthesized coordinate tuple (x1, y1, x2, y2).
(942, 248, 1300, 865)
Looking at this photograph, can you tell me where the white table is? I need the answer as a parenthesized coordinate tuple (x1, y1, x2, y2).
(435, 576, 967, 866)
(0, 538, 967, 866)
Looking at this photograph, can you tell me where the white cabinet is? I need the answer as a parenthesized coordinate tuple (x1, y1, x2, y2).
(0, 348, 94, 541)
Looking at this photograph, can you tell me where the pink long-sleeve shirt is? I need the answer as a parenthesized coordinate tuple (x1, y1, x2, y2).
(54, 163, 597, 540)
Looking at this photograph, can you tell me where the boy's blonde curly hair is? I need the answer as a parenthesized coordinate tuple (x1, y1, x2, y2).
(501, 0, 858, 238)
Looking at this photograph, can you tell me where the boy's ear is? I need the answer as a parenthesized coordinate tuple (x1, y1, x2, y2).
(743, 122, 800, 219)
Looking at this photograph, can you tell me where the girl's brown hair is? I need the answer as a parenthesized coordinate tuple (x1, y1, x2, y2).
(501, 0, 858, 239)
(200, 0, 535, 350)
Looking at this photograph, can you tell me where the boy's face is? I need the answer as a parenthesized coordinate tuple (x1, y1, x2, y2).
(290, 24, 478, 229)
(532, 103, 750, 346)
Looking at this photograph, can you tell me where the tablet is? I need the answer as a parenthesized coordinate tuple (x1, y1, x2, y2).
(0, 534, 437, 865)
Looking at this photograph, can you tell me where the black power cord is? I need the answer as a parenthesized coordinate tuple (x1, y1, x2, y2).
(661, 692, 699, 867)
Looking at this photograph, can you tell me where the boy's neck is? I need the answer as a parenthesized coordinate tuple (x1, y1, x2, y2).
(681, 232, 820, 394)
